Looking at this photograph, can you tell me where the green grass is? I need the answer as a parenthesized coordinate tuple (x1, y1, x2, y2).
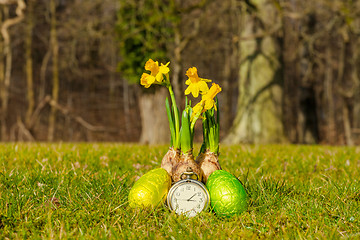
(0, 143, 359, 239)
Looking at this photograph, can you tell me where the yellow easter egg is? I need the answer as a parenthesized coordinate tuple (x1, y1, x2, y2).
(128, 168, 171, 208)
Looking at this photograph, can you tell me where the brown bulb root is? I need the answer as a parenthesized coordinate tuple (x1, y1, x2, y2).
(197, 151, 221, 183)
(172, 151, 202, 183)
(161, 147, 180, 177)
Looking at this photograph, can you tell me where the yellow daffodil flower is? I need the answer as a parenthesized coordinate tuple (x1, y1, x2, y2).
(190, 83, 222, 122)
(184, 67, 211, 98)
(140, 59, 170, 88)
(190, 101, 204, 122)
(202, 83, 222, 111)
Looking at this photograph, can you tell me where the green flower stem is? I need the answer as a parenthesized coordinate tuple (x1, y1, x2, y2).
(167, 85, 180, 149)
(215, 98, 220, 152)
(190, 104, 204, 131)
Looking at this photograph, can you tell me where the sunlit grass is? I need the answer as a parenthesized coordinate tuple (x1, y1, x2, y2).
(0, 143, 359, 239)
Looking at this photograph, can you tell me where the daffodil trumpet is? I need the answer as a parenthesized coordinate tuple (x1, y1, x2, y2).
(196, 98, 222, 183)
(172, 103, 202, 182)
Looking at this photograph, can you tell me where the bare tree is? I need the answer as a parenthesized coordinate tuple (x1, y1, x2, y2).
(47, 0, 59, 141)
(0, 0, 25, 140)
(223, 0, 286, 144)
(25, 0, 34, 128)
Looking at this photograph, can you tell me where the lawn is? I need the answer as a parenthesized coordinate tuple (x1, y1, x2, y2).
(0, 143, 359, 239)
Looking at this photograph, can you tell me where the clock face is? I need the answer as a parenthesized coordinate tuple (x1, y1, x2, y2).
(168, 180, 209, 217)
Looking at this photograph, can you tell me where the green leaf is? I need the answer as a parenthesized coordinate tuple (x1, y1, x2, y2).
(204, 108, 219, 154)
(180, 108, 192, 153)
(168, 85, 180, 149)
(165, 97, 175, 147)
(202, 114, 210, 150)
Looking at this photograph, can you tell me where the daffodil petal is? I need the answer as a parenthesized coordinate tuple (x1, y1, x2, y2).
(198, 81, 210, 94)
(200, 78, 212, 83)
(155, 73, 164, 83)
(191, 85, 200, 98)
(204, 99, 214, 110)
(159, 65, 170, 74)
(191, 101, 204, 121)
(185, 87, 191, 95)
(147, 75, 156, 85)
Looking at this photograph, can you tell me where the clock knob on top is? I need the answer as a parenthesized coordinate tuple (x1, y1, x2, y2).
(180, 167, 198, 181)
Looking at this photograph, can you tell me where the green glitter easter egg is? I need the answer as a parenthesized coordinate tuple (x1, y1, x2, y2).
(206, 170, 247, 217)
(128, 168, 171, 208)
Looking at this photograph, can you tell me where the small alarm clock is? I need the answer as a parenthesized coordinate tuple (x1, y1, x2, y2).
(167, 168, 210, 217)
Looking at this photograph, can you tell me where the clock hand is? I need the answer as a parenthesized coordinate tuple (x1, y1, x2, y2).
(177, 198, 196, 201)
(187, 193, 197, 201)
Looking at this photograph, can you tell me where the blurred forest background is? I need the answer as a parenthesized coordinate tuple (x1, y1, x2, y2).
(0, 0, 359, 145)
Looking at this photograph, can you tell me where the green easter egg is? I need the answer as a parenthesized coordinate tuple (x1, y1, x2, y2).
(128, 168, 171, 208)
(206, 170, 247, 217)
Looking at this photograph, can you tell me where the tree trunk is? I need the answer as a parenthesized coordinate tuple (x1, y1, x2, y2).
(0, 7, 5, 141)
(0, 0, 25, 141)
(139, 88, 170, 145)
(350, 30, 360, 143)
(339, 21, 359, 146)
(282, 4, 301, 143)
(25, 0, 34, 128)
(221, 0, 239, 135)
(123, 78, 131, 135)
(47, 0, 59, 141)
(223, 0, 286, 144)
(306, 0, 358, 145)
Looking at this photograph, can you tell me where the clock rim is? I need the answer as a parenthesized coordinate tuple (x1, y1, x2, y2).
(166, 179, 210, 215)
